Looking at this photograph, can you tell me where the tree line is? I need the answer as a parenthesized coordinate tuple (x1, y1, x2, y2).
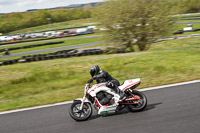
(0, 8, 91, 33)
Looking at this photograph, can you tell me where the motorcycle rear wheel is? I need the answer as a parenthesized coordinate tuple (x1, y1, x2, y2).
(69, 101, 92, 121)
(127, 90, 147, 112)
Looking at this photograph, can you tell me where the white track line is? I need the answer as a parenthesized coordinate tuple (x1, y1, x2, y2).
(139, 80, 200, 92)
(0, 80, 200, 115)
(0, 101, 73, 115)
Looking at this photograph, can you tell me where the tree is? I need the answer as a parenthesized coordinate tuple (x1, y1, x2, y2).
(94, 0, 177, 51)
(83, 4, 93, 11)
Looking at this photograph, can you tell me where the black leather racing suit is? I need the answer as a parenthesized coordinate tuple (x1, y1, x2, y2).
(93, 70, 120, 93)
(88, 70, 122, 105)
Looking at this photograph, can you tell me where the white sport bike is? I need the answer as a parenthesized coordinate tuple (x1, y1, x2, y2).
(69, 78, 147, 121)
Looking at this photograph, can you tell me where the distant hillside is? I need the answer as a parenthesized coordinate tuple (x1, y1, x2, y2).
(27, 2, 101, 12)
(0, 2, 102, 33)
(0, 8, 92, 33)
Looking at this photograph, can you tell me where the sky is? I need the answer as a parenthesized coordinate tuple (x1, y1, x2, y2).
(0, 0, 104, 13)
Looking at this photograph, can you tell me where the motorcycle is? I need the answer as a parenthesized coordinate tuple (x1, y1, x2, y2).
(69, 78, 147, 121)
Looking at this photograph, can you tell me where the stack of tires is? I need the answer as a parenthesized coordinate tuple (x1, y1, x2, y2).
(0, 59, 19, 65)
(81, 49, 103, 56)
(0, 48, 104, 66)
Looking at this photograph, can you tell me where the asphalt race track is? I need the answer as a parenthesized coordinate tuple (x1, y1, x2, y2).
(0, 42, 103, 59)
(0, 35, 102, 48)
(0, 82, 199, 133)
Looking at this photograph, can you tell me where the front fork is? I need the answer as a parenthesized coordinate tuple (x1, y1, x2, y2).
(80, 96, 86, 110)
(80, 84, 88, 110)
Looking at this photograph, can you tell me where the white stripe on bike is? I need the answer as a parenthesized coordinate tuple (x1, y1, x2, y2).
(0, 80, 199, 115)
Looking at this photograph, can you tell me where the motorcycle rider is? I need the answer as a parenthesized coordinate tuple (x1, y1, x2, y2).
(87, 65, 125, 102)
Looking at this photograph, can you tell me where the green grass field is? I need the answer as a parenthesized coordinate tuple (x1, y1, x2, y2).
(6, 37, 102, 54)
(0, 35, 103, 61)
(0, 36, 199, 111)
(173, 14, 200, 35)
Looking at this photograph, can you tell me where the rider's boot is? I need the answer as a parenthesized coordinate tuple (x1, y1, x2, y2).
(113, 88, 125, 104)
(113, 93, 120, 106)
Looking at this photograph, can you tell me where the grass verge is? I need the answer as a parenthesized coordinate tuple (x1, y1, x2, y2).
(0, 34, 200, 112)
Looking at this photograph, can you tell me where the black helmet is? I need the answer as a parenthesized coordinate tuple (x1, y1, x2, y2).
(90, 65, 100, 77)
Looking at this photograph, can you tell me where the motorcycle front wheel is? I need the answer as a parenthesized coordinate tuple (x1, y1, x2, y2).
(127, 90, 147, 112)
(69, 101, 92, 121)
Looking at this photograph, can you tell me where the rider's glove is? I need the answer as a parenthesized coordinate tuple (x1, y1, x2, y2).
(87, 78, 93, 84)
(93, 76, 97, 80)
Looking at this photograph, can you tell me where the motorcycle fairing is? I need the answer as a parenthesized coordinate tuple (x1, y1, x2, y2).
(86, 78, 140, 115)
(118, 78, 141, 92)
(87, 83, 119, 115)
(87, 83, 105, 97)
(94, 97, 117, 115)
(87, 83, 116, 97)
(98, 105, 117, 115)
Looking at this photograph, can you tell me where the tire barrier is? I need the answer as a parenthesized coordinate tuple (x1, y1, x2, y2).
(0, 59, 20, 65)
(192, 28, 200, 32)
(173, 29, 200, 35)
(0, 48, 104, 67)
(173, 30, 184, 35)
(81, 49, 103, 55)
(0, 41, 64, 52)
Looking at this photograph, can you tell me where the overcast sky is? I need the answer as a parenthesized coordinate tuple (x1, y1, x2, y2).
(0, 0, 104, 13)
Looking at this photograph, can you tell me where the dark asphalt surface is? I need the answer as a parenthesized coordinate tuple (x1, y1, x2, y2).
(0, 82, 199, 133)
(175, 22, 200, 24)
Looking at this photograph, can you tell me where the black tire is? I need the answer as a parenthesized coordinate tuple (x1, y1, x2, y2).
(192, 28, 200, 32)
(127, 90, 147, 112)
(69, 101, 92, 121)
(173, 30, 184, 35)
